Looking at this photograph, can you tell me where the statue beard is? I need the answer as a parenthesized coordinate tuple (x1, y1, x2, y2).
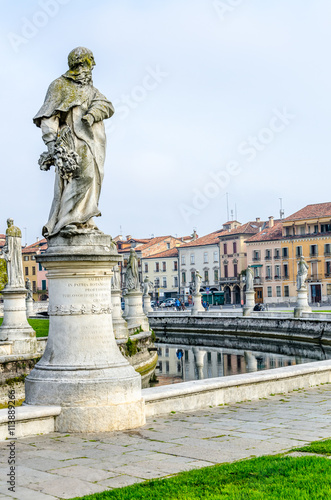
(66, 68, 93, 85)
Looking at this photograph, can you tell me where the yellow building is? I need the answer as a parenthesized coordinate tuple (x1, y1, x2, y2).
(281, 203, 331, 303)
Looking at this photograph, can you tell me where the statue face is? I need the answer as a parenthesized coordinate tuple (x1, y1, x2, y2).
(7, 218, 13, 227)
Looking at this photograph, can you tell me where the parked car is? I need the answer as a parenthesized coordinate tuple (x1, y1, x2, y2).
(164, 298, 176, 307)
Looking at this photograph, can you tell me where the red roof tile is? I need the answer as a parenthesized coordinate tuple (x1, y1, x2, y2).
(285, 203, 331, 221)
(246, 222, 283, 242)
(180, 229, 226, 248)
(22, 239, 48, 253)
(144, 248, 179, 259)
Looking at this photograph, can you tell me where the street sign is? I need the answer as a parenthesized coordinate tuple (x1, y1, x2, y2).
(206, 287, 210, 294)
(176, 349, 184, 360)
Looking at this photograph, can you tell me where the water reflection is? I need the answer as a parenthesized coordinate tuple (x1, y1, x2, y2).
(155, 343, 330, 386)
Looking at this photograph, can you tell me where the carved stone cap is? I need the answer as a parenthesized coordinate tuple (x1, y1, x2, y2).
(38, 233, 121, 262)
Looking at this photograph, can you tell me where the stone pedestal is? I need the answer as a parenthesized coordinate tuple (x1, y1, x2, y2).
(294, 287, 311, 318)
(111, 289, 129, 339)
(24, 234, 145, 432)
(243, 290, 255, 316)
(0, 287, 36, 354)
(191, 293, 204, 314)
(26, 297, 34, 318)
(125, 290, 149, 332)
(122, 294, 129, 319)
(143, 294, 153, 314)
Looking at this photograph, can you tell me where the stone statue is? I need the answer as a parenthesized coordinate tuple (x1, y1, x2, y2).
(111, 264, 121, 290)
(297, 256, 309, 291)
(33, 47, 114, 238)
(194, 270, 202, 294)
(25, 278, 33, 300)
(125, 249, 140, 291)
(142, 276, 153, 296)
(0, 219, 25, 288)
(246, 266, 254, 292)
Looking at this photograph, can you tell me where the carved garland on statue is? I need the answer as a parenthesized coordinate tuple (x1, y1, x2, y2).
(48, 303, 112, 316)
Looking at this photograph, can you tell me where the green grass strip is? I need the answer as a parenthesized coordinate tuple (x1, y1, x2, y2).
(71, 454, 331, 500)
(293, 438, 331, 456)
(0, 317, 49, 337)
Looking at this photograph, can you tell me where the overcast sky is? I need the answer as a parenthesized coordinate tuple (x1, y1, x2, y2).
(1, 0, 330, 244)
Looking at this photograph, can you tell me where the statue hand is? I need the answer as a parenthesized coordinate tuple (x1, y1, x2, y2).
(82, 114, 94, 127)
(47, 141, 55, 155)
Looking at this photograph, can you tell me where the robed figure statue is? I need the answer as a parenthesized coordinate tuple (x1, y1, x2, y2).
(0, 219, 25, 288)
(297, 256, 309, 291)
(34, 47, 114, 238)
(125, 249, 140, 291)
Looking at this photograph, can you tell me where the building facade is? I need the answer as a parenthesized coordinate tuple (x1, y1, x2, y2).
(142, 248, 179, 300)
(178, 230, 223, 304)
(281, 203, 331, 303)
(246, 222, 283, 304)
(22, 239, 48, 301)
(219, 219, 267, 304)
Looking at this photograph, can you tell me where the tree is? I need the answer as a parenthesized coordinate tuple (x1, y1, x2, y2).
(0, 259, 8, 292)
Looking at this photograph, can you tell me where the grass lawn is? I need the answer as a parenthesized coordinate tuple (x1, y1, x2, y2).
(293, 438, 331, 456)
(70, 441, 331, 500)
(0, 317, 49, 337)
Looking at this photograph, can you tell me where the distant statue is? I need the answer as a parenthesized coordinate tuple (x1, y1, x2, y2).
(246, 266, 254, 292)
(297, 256, 309, 291)
(111, 264, 121, 291)
(25, 278, 33, 300)
(142, 276, 153, 296)
(33, 47, 114, 238)
(194, 270, 202, 294)
(0, 219, 25, 288)
(125, 249, 140, 291)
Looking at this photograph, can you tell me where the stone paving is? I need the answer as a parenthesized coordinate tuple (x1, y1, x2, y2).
(0, 385, 330, 499)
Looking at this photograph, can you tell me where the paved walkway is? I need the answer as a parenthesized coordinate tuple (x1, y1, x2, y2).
(0, 385, 330, 499)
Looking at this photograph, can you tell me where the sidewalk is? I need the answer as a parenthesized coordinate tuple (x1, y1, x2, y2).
(0, 385, 330, 499)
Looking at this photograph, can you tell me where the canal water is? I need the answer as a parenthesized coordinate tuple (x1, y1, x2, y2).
(153, 343, 331, 386)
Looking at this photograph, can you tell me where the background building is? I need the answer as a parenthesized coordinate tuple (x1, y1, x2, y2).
(142, 248, 179, 300)
(22, 238, 48, 301)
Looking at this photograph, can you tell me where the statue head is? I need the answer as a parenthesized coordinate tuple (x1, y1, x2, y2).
(6, 218, 13, 228)
(67, 47, 95, 83)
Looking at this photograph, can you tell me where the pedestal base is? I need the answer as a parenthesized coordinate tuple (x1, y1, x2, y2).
(125, 290, 149, 332)
(24, 233, 145, 432)
(26, 298, 34, 318)
(294, 287, 311, 318)
(111, 289, 129, 339)
(243, 291, 255, 316)
(191, 293, 204, 314)
(143, 294, 153, 314)
(0, 288, 36, 354)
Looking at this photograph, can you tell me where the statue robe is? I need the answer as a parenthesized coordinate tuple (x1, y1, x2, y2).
(3, 230, 25, 288)
(34, 74, 114, 237)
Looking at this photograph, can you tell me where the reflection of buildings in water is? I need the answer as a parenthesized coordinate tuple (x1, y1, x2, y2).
(156, 344, 304, 383)
(157, 346, 223, 381)
(192, 347, 206, 380)
(244, 351, 258, 372)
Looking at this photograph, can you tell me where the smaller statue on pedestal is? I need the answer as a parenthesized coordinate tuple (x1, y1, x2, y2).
(296, 256, 309, 291)
(142, 276, 153, 296)
(194, 270, 202, 294)
(245, 266, 254, 292)
(111, 264, 121, 291)
(0, 219, 25, 288)
(25, 278, 33, 300)
(125, 249, 140, 291)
